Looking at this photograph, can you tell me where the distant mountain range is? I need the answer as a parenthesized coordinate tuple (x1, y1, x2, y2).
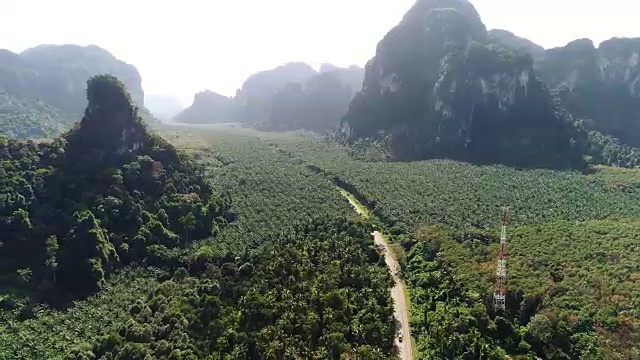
(4, 6, 640, 170)
(0, 44, 155, 139)
(174, 63, 365, 132)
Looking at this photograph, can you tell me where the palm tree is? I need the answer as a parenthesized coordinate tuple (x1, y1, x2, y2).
(180, 212, 196, 243)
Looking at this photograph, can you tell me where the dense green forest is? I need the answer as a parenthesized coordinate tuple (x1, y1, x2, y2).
(0, 92, 72, 138)
(1, 108, 397, 358)
(0, 75, 229, 303)
(4, 0, 640, 359)
(203, 128, 640, 358)
(5, 118, 640, 358)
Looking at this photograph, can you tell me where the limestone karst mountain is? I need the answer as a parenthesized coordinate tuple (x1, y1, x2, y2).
(340, 0, 583, 169)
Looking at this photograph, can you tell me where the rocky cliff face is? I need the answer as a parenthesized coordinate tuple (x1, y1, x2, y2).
(341, 0, 582, 168)
(66, 75, 151, 164)
(173, 90, 237, 124)
(0, 44, 151, 138)
(536, 38, 640, 146)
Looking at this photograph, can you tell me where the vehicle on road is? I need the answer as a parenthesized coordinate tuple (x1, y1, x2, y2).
(399, 333, 403, 343)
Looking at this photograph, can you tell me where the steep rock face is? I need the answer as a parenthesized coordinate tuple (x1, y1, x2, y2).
(341, 0, 582, 168)
(173, 90, 237, 124)
(537, 38, 640, 146)
(489, 29, 545, 59)
(66, 75, 153, 166)
(0, 44, 152, 138)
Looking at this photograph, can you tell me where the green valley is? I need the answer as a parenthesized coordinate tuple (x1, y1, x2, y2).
(4, 0, 640, 359)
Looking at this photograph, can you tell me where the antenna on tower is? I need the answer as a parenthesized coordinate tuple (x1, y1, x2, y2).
(493, 207, 509, 311)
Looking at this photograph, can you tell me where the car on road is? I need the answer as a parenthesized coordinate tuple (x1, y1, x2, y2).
(398, 333, 403, 343)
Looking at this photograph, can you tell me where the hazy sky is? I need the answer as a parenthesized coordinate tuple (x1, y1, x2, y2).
(1, 0, 638, 105)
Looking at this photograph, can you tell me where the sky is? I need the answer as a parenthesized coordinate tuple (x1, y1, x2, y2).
(1, 0, 639, 105)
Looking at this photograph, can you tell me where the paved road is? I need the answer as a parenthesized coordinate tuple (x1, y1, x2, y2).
(372, 231, 414, 360)
(340, 190, 414, 358)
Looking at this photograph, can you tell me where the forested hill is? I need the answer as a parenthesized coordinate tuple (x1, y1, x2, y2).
(0, 44, 155, 139)
(0, 75, 230, 303)
(340, 0, 584, 169)
(174, 63, 364, 132)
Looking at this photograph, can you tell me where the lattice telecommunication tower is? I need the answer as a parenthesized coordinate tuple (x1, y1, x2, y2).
(493, 207, 509, 311)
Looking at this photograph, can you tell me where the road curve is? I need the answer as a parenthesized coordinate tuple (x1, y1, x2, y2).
(372, 231, 414, 360)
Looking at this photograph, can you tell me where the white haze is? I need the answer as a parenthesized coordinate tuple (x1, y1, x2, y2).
(1, 0, 638, 105)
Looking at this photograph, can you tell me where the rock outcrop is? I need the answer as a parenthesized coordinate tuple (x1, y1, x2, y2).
(341, 0, 583, 168)
(65, 75, 154, 167)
